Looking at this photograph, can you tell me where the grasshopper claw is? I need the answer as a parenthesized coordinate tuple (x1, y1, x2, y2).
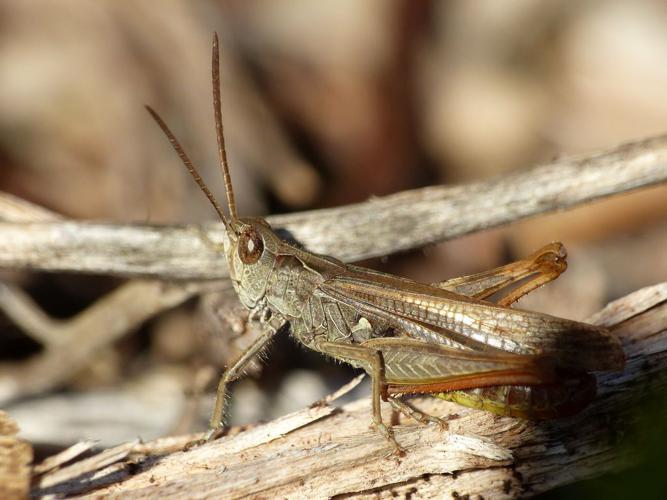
(422, 412, 459, 431)
(383, 446, 406, 461)
(388, 396, 456, 431)
(183, 438, 206, 451)
(375, 422, 405, 457)
(183, 427, 225, 451)
(204, 427, 223, 442)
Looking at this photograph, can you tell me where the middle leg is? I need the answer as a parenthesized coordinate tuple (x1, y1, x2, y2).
(313, 339, 404, 455)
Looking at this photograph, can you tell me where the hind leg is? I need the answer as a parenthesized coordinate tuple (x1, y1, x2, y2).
(388, 396, 458, 430)
(434, 242, 567, 306)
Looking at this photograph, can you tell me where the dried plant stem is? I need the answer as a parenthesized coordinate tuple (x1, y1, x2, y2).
(0, 280, 224, 404)
(0, 193, 225, 404)
(1, 134, 666, 279)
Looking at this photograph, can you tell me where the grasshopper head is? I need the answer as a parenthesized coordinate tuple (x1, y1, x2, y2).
(220, 216, 282, 308)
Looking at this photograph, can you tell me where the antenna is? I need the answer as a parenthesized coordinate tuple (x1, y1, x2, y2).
(212, 32, 238, 221)
(145, 105, 230, 228)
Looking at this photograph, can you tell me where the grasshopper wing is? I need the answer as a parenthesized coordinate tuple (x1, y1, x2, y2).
(320, 272, 624, 372)
(361, 337, 556, 393)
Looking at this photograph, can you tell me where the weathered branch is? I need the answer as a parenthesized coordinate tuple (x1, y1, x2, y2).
(25, 283, 667, 498)
(0, 411, 31, 500)
(1, 134, 667, 279)
(0, 192, 225, 405)
(0, 280, 224, 404)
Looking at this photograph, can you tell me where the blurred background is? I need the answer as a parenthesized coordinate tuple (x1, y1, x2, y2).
(0, 1, 666, 496)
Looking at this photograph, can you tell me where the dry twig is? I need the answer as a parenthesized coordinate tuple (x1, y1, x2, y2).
(0, 280, 223, 404)
(0, 134, 666, 279)
(0, 192, 225, 404)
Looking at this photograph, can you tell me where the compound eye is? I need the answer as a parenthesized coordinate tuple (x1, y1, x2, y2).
(238, 227, 264, 264)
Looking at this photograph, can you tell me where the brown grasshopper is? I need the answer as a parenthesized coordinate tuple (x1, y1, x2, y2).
(146, 33, 625, 453)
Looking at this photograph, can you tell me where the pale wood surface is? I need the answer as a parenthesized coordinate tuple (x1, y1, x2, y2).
(0, 411, 32, 500)
(1, 134, 666, 279)
(25, 283, 667, 499)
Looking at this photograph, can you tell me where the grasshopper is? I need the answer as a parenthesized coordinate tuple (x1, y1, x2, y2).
(146, 33, 625, 454)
